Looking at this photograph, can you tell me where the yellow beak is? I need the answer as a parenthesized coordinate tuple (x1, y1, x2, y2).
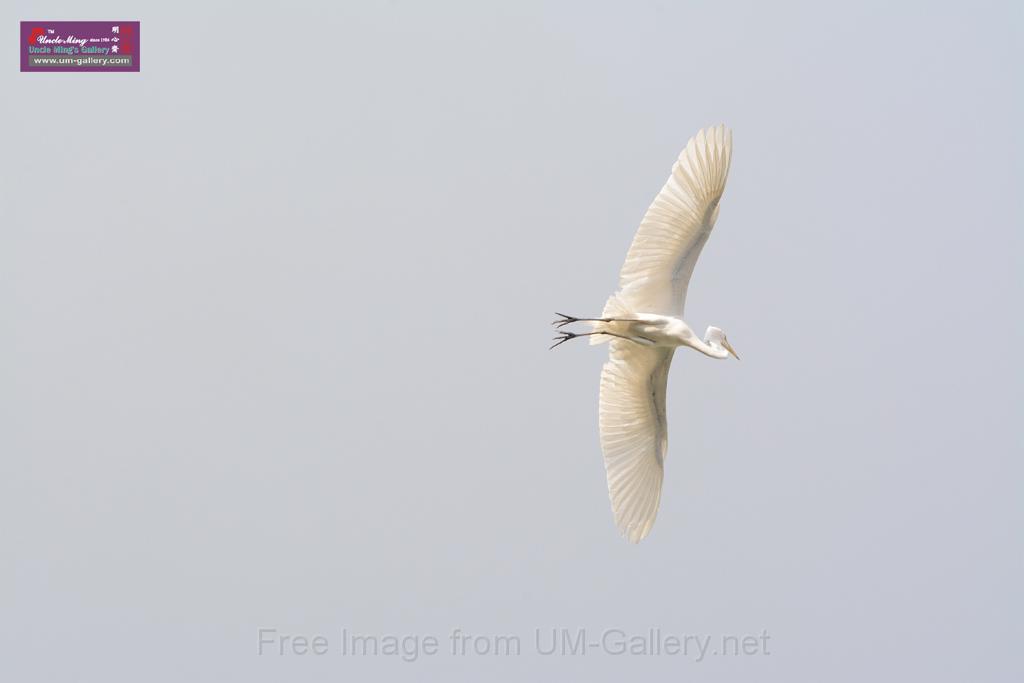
(722, 338, 740, 360)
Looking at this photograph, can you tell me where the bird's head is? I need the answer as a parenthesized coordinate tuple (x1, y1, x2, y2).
(704, 326, 740, 360)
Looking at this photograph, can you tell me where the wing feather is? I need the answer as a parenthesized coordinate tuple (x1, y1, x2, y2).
(599, 340, 674, 542)
(617, 125, 733, 316)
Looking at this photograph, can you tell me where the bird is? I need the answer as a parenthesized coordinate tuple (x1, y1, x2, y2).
(551, 124, 738, 543)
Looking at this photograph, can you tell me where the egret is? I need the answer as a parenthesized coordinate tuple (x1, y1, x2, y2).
(551, 125, 738, 543)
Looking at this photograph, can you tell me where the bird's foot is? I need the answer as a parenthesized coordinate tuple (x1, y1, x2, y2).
(549, 330, 582, 350)
(552, 312, 582, 328)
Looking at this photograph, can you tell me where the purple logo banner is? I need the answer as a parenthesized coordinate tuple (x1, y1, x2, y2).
(21, 21, 140, 72)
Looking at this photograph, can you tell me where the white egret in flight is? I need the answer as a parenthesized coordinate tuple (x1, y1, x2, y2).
(551, 125, 738, 543)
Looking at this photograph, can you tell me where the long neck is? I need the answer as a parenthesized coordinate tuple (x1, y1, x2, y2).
(689, 335, 730, 359)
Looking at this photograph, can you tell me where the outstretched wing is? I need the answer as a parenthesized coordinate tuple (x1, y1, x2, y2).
(599, 339, 674, 543)
(617, 125, 733, 317)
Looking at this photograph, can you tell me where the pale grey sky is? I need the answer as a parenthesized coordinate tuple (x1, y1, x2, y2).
(2, 1, 1021, 681)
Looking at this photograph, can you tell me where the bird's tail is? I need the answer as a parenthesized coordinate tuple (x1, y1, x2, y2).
(589, 293, 631, 345)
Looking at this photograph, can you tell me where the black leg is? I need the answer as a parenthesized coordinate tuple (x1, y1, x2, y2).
(552, 312, 643, 329)
(549, 330, 637, 350)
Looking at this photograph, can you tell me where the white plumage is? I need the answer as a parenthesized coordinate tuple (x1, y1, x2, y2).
(599, 341, 673, 542)
(553, 125, 738, 543)
(616, 125, 733, 318)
